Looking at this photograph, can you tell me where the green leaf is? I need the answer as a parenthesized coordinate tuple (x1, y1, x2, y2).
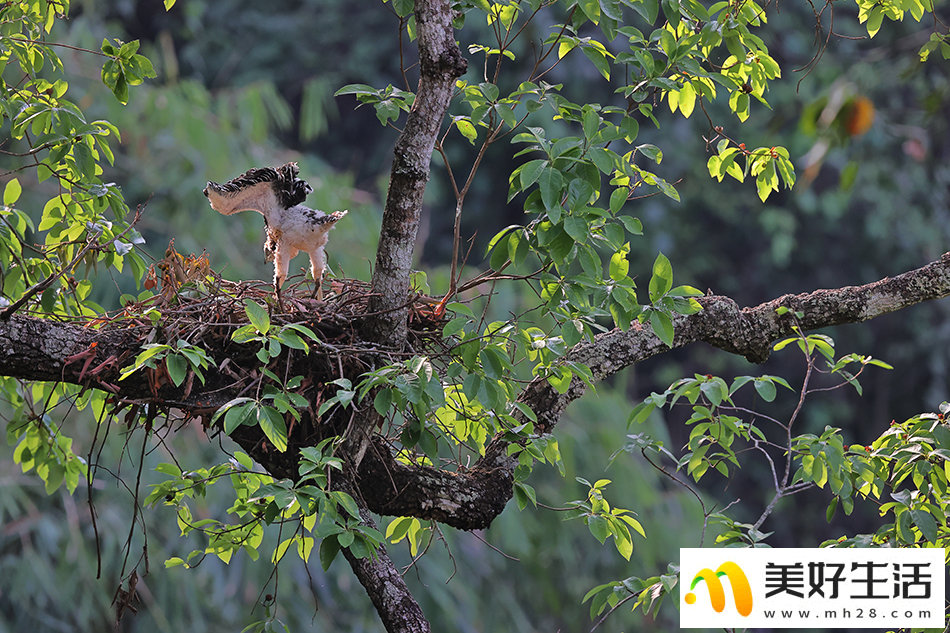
(754, 378, 777, 402)
(866, 6, 884, 37)
(637, 144, 662, 164)
(479, 82, 499, 102)
(562, 319, 584, 347)
(547, 366, 572, 394)
(616, 215, 642, 235)
(564, 215, 588, 242)
(773, 337, 798, 351)
(589, 147, 615, 175)
(490, 232, 512, 270)
(258, 406, 288, 452)
(319, 535, 341, 571)
(244, 299, 270, 334)
(43, 463, 65, 494)
(677, 82, 696, 118)
(418, 429, 439, 462)
(620, 514, 647, 539)
(649, 252, 673, 299)
(588, 514, 609, 543)
(333, 491, 362, 520)
(508, 228, 529, 266)
(111, 70, 129, 104)
(649, 310, 674, 347)
(455, 118, 477, 144)
(609, 187, 627, 214)
(386, 517, 414, 542)
(73, 142, 95, 179)
(231, 325, 260, 344)
(165, 354, 188, 387)
(908, 508, 938, 543)
(582, 47, 610, 80)
(4, 178, 21, 205)
(392, 0, 414, 16)
(513, 482, 538, 510)
(825, 497, 838, 523)
(223, 402, 256, 435)
(495, 103, 517, 129)
(539, 167, 563, 216)
(519, 159, 547, 191)
(277, 330, 309, 352)
(374, 388, 394, 415)
(661, 0, 680, 27)
(609, 246, 630, 281)
(334, 83, 381, 97)
(119, 344, 169, 380)
(613, 529, 633, 560)
(627, 401, 656, 426)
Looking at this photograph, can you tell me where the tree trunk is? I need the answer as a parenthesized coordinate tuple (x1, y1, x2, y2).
(349, 0, 466, 629)
(339, 475, 432, 633)
(363, 0, 467, 349)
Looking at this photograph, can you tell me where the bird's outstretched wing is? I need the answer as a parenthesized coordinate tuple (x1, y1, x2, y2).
(203, 163, 312, 216)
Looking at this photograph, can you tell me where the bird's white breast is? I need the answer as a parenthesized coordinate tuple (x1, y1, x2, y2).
(279, 205, 334, 251)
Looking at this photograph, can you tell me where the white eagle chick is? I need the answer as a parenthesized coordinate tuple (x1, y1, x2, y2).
(203, 163, 347, 301)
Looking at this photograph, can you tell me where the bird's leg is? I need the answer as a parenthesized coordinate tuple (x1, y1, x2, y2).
(308, 250, 326, 301)
(273, 244, 292, 312)
(310, 274, 324, 301)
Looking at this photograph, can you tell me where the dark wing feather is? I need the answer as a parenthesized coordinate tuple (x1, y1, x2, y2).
(203, 163, 313, 215)
(275, 163, 312, 208)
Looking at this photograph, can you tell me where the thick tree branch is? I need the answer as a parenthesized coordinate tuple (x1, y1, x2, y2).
(363, 0, 467, 348)
(340, 532, 430, 633)
(362, 253, 950, 526)
(4, 251, 948, 633)
(4, 254, 949, 537)
(0, 315, 267, 412)
(510, 251, 950, 434)
(357, 435, 511, 530)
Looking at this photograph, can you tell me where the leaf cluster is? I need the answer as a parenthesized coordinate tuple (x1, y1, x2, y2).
(119, 339, 212, 388)
(148, 439, 383, 573)
(565, 477, 646, 561)
(99, 38, 156, 105)
(594, 329, 946, 629)
(210, 300, 321, 452)
(0, 2, 150, 318)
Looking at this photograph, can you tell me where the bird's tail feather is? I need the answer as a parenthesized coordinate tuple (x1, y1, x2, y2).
(317, 209, 348, 226)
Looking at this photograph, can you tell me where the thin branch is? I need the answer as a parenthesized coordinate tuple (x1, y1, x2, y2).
(0, 205, 144, 320)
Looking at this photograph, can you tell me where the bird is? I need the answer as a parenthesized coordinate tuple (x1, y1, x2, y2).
(203, 163, 347, 302)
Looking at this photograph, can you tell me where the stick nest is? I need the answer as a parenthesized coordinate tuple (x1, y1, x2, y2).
(51, 241, 453, 418)
(124, 241, 451, 355)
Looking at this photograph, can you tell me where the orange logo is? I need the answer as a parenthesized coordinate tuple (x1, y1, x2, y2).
(685, 561, 753, 617)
